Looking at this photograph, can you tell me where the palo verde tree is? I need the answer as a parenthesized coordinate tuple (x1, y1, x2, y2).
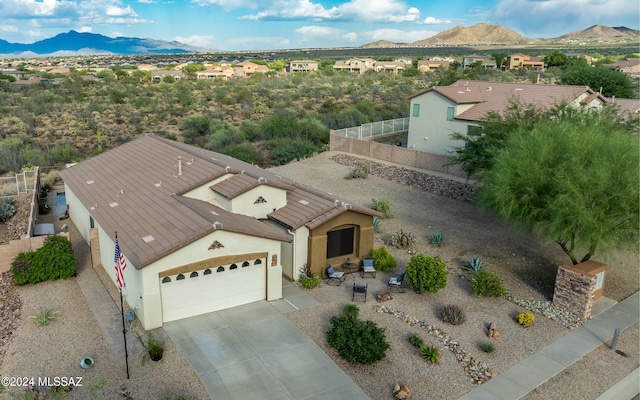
(477, 108, 639, 264)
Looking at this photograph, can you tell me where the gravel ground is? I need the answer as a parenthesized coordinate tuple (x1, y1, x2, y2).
(271, 151, 639, 400)
(0, 152, 637, 400)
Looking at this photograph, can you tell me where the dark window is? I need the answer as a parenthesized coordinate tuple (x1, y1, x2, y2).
(447, 107, 455, 121)
(230, 264, 238, 270)
(176, 274, 185, 280)
(412, 103, 420, 117)
(216, 266, 225, 272)
(254, 259, 262, 265)
(162, 277, 171, 283)
(467, 125, 481, 136)
(204, 268, 212, 275)
(326, 226, 355, 259)
(190, 271, 198, 278)
(242, 261, 250, 267)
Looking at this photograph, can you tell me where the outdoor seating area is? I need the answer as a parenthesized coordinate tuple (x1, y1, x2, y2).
(388, 272, 407, 293)
(360, 258, 376, 278)
(352, 283, 368, 302)
(326, 265, 345, 286)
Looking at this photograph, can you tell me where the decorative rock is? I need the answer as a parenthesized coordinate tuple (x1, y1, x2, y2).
(393, 384, 400, 394)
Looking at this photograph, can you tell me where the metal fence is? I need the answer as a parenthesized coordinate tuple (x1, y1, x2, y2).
(0, 170, 36, 197)
(332, 117, 410, 140)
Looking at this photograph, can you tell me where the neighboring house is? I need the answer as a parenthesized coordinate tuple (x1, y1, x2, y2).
(374, 60, 409, 73)
(287, 60, 318, 73)
(234, 61, 271, 78)
(151, 70, 183, 82)
(417, 60, 450, 73)
(137, 64, 158, 71)
(407, 80, 607, 155)
(604, 58, 640, 76)
(196, 65, 234, 80)
(59, 136, 379, 329)
(333, 58, 376, 74)
(505, 53, 545, 71)
(566, 54, 597, 65)
(461, 55, 497, 69)
(1, 69, 30, 80)
(610, 97, 640, 119)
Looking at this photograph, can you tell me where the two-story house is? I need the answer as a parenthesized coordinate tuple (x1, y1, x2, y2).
(406, 80, 606, 156)
(59, 135, 379, 329)
(196, 64, 235, 80)
(287, 60, 318, 73)
(417, 60, 451, 73)
(333, 58, 376, 74)
(506, 53, 545, 71)
(461, 55, 497, 69)
(234, 61, 271, 78)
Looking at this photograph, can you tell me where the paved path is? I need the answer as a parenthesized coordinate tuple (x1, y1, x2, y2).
(459, 292, 640, 400)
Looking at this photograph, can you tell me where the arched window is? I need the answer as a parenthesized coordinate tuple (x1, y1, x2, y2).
(204, 268, 212, 275)
(190, 271, 199, 278)
(230, 264, 238, 270)
(254, 259, 262, 265)
(242, 261, 250, 267)
(162, 276, 171, 283)
(176, 274, 185, 280)
(216, 266, 225, 272)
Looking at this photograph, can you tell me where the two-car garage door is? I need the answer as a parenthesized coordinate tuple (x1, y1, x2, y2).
(160, 258, 266, 323)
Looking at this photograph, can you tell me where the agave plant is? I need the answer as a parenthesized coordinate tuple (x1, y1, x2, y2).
(462, 256, 486, 274)
(430, 231, 445, 247)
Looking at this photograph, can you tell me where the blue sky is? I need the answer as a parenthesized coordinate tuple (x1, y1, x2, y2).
(1, 0, 638, 51)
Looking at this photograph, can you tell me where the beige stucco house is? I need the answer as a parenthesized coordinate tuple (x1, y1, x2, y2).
(59, 136, 379, 329)
(287, 60, 318, 73)
(505, 53, 545, 71)
(333, 58, 376, 74)
(407, 80, 607, 155)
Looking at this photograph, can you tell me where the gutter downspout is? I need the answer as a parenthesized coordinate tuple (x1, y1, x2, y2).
(288, 228, 297, 281)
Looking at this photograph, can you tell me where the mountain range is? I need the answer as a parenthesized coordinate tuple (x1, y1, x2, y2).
(0, 24, 638, 56)
(0, 30, 210, 57)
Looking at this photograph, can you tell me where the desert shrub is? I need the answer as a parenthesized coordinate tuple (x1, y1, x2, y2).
(327, 304, 390, 364)
(345, 161, 369, 179)
(408, 333, 423, 348)
(11, 236, 76, 285)
(517, 311, 534, 327)
(390, 229, 415, 249)
(263, 138, 319, 166)
(371, 198, 393, 218)
(430, 231, 445, 247)
(462, 256, 487, 274)
(405, 254, 448, 294)
(438, 304, 466, 325)
(479, 340, 496, 353)
(300, 273, 321, 289)
(372, 216, 381, 232)
(470, 271, 507, 298)
(0, 200, 16, 222)
(419, 344, 440, 363)
(369, 246, 396, 272)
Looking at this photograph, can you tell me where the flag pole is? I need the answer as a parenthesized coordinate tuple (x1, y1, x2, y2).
(116, 231, 131, 379)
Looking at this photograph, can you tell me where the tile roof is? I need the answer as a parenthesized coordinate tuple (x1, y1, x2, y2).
(59, 135, 379, 269)
(410, 80, 604, 122)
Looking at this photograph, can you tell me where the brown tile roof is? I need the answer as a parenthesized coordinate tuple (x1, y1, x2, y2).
(411, 80, 604, 122)
(59, 135, 378, 269)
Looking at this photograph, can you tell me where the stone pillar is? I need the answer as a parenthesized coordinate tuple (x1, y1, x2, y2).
(552, 262, 607, 318)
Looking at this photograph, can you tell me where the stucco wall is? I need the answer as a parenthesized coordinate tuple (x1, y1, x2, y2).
(232, 185, 286, 219)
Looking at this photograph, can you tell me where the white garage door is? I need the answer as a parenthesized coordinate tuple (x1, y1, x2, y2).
(160, 259, 266, 323)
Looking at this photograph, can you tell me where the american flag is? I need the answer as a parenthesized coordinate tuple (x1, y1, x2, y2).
(114, 235, 127, 290)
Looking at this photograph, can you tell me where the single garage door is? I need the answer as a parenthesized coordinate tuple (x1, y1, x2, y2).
(160, 258, 266, 323)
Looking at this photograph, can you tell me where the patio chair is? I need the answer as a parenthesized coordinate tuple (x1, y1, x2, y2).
(360, 258, 376, 278)
(388, 272, 407, 293)
(326, 265, 345, 286)
(352, 283, 368, 302)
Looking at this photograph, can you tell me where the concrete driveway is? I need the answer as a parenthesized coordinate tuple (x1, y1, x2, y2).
(164, 287, 369, 400)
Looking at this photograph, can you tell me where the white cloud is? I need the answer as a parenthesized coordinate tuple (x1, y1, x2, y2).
(0, 25, 19, 33)
(343, 31, 358, 42)
(137, 0, 155, 3)
(494, 0, 640, 36)
(294, 25, 344, 42)
(420, 16, 451, 25)
(0, 0, 79, 18)
(77, 26, 92, 33)
(240, 0, 421, 23)
(105, 5, 138, 17)
(174, 34, 214, 47)
(192, 0, 257, 10)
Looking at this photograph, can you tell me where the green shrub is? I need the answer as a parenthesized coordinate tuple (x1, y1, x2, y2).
(0, 201, 16, 222)
(369, 246, 396, 272)
(438, 304, 466, 325)
(430, 231, 445, 247)
(327, 305, 390, 365)
(390, 229, 416, 249)
(419, 344, 440, 363)
(11, 236, 76, 285)
(408, 333, 423, 348)
(371, 198, 393, 218)
(29, 308, 59, 326)
(479, 340, 496, 353)
(470, 271, 507, 298)
(405, 254, 448, 294)
(517, 311, 534, 327)
(345, 162, 369, 179)
(462, 256, 487, 274)
(300, 273, 321, 289)
(38, 199, 49, 214)
(372, 216, 381, 232)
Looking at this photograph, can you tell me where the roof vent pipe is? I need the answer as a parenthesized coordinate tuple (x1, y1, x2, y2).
(178, 157, 183, 176)
(334, 199, 340, 207)
(213, 221, 223, 230)
(225, 166, 232, 172)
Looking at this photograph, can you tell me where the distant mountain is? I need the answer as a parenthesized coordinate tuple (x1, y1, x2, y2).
(360, 23, 638, 48)
(555, 24, 640, 42)
(0, 30, 211, 56)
